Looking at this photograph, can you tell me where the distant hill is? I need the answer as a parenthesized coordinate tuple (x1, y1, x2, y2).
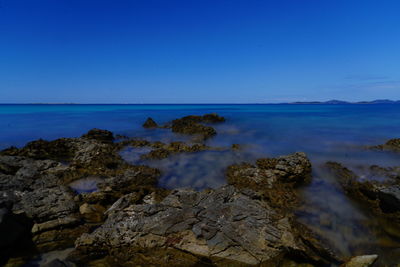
(288, 99, 400, 104)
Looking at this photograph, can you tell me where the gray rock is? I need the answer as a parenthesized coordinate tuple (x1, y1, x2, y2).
(76, 186, 325, 265)
(343, 254, 378, 267)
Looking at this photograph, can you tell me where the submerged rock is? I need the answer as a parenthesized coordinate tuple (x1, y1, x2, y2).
(142, 117, 158, 128)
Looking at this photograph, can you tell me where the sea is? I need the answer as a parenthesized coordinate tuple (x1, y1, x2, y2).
(1, 104, 400, 264)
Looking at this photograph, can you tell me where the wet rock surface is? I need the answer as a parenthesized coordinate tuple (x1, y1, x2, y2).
(326, 161, 400, 224)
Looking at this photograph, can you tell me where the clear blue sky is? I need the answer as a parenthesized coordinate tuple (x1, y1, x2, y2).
(0, 0, 399, 103)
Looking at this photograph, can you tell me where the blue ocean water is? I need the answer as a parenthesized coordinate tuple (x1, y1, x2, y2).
(2, 104, 400, 262)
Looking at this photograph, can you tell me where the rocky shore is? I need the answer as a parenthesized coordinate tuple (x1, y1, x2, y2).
(0, 114, 390, 266)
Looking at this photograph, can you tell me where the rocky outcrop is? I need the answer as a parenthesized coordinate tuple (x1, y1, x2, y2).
(368, 138, 400, 152)
(0, 128, 163, 264)
(227, 152, 311, 209)
(326, 162, 400, 224)
(72, 152, 336, 266)
(169, 113, 225, 141)
(124, 139, 228, 160)
(0, 116, 350, 266)
(74, 186, 333, 266)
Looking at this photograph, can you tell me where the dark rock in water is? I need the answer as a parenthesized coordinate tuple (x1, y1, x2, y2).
(142, 117, 158, 128)
(326, 162, 400, 223)
(368, 138, 400, 152)
(136, 141, 221, 160)
(171, 119, 216, 140)
(168, 113, 225, 140)
(81, 128, 114, 143)
(201, 113, 225, 123)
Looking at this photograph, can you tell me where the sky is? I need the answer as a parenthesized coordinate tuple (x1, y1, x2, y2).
(0, 0, 399, 103)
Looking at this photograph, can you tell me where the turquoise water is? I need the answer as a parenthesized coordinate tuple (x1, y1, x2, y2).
(2, 104, 400, 263)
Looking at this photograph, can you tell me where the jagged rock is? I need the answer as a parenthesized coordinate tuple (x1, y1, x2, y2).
(342, 254, 378, 267)
(227, 152, 311, 209)
(74, 185, 333, 266)
(13, 186, 77, 223)
(142, 117, 158, 128)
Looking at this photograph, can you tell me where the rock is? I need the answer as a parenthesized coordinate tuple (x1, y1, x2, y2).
(142, 117, 158, 128)
(1, 138, 78, 162)
(81, 128, 114, 143)
(231, 144, 241, 150)
(168, 113, 225, 140)
(201, 113, 225, 123)
(342, 254, 378, 267)
(326, 162, 400, 223)
(369, 138, 400, 152)
(13, 186, 77, 223)
(138, 141, 220, 160)
(97, 167, 160, 195)
(171, 120, 216, 140)
(79, 203, 106, 223)
(74, 185, 333, 266)
(227, 152, 312, 209)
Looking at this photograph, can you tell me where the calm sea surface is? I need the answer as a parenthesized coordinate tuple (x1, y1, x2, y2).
(2, 104, 400, 264)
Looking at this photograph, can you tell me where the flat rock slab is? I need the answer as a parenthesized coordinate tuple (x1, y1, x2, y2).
(76, 186, 307, 266)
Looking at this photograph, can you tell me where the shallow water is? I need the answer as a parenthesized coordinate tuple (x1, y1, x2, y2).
(69, 176, 104, 194)
(2, 104, 400, 262)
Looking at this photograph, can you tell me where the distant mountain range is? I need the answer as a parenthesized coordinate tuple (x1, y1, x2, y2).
(288, 99, 400, 104)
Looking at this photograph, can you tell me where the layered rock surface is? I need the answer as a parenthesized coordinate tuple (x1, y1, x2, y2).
(72, 152, 336, 266)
